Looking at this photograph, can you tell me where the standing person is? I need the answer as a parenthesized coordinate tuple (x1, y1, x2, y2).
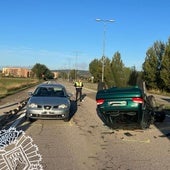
(74, 79, 83, 102)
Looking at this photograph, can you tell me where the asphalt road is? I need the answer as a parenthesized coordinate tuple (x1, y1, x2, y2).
(0, 80, 170, 170)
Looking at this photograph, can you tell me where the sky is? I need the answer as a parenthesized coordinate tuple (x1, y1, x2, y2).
(0, 0, 170, 71)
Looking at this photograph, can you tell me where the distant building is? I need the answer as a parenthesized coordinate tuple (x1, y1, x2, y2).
(52, 71, 59, 79)
(2, 67, 31, 78)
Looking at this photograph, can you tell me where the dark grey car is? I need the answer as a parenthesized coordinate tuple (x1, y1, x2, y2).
(26, 83, 71, 121)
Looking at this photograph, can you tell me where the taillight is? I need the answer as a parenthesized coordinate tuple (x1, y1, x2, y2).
(132, 97, 143, 103)
(96, 99, 104, 105)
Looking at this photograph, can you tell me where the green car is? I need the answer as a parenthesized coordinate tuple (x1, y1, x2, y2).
(96, 86, 154, 129)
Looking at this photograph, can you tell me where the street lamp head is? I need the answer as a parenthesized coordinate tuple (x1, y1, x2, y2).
(96, 18, 115, 22)
(96, 18, 101, 22)
(108, 19, 115, 22)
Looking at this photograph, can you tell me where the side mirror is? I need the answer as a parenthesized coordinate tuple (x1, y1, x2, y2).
(28, 92, 33, 96)
(67, 93, 73, 98)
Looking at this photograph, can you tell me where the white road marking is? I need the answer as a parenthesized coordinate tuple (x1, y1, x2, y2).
(122, 138, 150, 143)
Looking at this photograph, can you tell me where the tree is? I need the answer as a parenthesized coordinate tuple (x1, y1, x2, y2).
(142, 41, 165, 90)
(58, 71, 68, 79)
(45, 69, 54, 80)
(142, 50, 158, 89)
(153, 41, 165, 90)
(110, 52, 126, 87)
(31, 63, 54, 80)
(128, 66, 143, 89)
(89, 59, 102, 82)
(160, 38, 170, 91)
(89, 52, 132, 87)
(103, 57, 113, 88)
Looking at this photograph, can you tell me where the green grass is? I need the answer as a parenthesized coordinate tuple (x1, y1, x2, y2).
(83, 82, 97, 91)
(148, 89, 170, 97)
(0, 77, 40, 98)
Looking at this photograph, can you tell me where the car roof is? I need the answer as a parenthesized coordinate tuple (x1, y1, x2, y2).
(37, 82, 65, 89)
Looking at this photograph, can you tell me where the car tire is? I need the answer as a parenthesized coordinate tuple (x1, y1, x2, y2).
(25, 114, 34, 122)
(25, 116, 29, 121)
(64, 116, 70, 122)
(101, 114, 115, 128)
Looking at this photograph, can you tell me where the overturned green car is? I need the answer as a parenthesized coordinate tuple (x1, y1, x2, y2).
(96, 86, 155, 129)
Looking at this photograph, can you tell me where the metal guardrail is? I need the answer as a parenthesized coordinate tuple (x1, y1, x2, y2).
(0, 102, 19, 109)
(0, 99, 28, 128)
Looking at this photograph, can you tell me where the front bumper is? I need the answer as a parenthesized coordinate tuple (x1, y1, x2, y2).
(26, 109, 70, 120)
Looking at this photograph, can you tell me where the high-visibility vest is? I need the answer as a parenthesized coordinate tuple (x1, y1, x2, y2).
(75, 81, 83, 88)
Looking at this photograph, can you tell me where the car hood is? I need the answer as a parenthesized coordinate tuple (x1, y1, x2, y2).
(28, 96, 70, 105)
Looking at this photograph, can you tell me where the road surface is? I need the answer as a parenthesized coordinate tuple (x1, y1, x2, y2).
(0, 80, 170, 170)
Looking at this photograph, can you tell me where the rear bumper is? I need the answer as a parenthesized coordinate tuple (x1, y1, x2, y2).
(96, 107, 143, 123)
(97, 105, 142, 116)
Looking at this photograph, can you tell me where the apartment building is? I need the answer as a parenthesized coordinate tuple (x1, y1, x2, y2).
(52, 71, 59, 79)
(2, 67, 31, 78)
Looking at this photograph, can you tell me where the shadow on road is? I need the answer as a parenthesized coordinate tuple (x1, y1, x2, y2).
(69, 100, 78, 119)
(161, 98, 170, 103)
(154, 111, 170, 140)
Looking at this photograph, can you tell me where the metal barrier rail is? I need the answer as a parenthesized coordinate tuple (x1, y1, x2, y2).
(0, 99, 28, 128)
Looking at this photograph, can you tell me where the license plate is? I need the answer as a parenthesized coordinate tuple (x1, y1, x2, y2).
(108, 101, 127, 106)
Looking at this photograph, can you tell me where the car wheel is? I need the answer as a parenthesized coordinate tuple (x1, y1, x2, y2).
(64, 116, 70, 122)
(25, 114, 34, 122)
(97, 110, 115, 128)
(102, 114, 115, 128)
(25, 116, 31, 121)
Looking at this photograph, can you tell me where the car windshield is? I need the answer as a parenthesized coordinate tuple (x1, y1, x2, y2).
(33, 86, 65, 97)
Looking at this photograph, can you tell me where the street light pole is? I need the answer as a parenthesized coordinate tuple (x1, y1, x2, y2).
(96, 18, 115, 82)
(75, 52, 77, 80)
(73, 51, 81, 80)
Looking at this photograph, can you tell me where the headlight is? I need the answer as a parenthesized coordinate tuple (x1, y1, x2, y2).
(58, 104, 68, 109)
(28, 103, 38, 108)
